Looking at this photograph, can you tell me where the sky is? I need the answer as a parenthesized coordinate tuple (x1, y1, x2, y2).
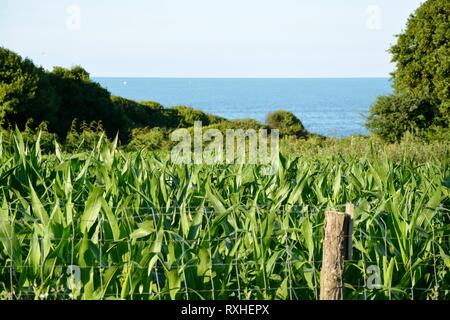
(0, 0, 423, 78)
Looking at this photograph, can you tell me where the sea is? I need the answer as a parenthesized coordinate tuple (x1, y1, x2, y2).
(93, 78, 392, 137)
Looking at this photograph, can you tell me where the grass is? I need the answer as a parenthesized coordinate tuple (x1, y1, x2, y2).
(0, 130, 449, 300)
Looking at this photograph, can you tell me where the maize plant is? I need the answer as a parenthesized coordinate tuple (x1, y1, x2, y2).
(0, 130, 449, 299)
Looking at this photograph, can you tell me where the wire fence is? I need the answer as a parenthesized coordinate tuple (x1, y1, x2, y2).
(0, 201, 449, 300)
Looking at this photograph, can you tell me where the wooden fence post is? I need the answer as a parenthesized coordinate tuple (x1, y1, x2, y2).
(319, 203, 354, 300)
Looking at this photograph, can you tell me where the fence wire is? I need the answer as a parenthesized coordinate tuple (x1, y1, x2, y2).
(0, 202, 449, 300)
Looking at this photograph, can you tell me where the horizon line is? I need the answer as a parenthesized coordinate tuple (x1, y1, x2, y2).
(91, 76, 391, 79)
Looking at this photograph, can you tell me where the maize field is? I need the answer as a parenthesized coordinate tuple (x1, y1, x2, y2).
(0, 131, 449, 300)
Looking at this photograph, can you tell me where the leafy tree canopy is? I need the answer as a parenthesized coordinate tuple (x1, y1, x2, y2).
(0, 47, 59, 128)
(389, 0, 450, 122)
(367, 0, 450, 141)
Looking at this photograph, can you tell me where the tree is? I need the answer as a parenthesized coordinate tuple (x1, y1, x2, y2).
(48, 66, 114, 138)
(390, 0, 449, 118)
(0, 47, 59, 129)
(367, 0, 450, 140)
(266, 110, 306, 136)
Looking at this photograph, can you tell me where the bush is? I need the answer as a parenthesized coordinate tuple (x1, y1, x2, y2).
(172, 106, 210, 127)
(139, 100, 164, 110)
(0, 122, 59, 154)
(111, 96, 180, 134)
(418, 126, 450, 142)
(22, 122, 59, 154)
(206, 114, 227, 125)
(281, 133, 450, 163)
(366, 94, 439, 142)
(64, 120, 110, 152)
(126, 127, 171, 151)
(266, 110, 306, 136)
(204, 119, 264, 133)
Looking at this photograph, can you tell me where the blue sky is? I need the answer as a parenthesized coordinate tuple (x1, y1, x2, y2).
(0, 0, 423, 77)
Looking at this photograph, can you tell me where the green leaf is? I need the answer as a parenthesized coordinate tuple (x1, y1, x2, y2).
(151, 230, 164, 253)
(80, 187, 103, 234)
(29, 230, 41, 273)
(332, 167, 342, 202)
(438, 245, 450, 269)
(197, 248, 210, 277)
(275, 278, 288, 299)
(131, 220, 154, 239)
(166, 269, 181, 300)
(102, 198, 120, 241)
(82, 268, 96, 300)
(30, 182, 49, 224)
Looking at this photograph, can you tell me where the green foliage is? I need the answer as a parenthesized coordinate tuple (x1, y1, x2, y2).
(366, 93, 440, 142)
(139, 100, 164, 110)
(0, 47, 59, 129)
(0, 47, 313, 149)
(51, 65, 90, 82)
(282, 133, 450, 163)
(111, 96, 179, 131)
(390, 0, 450, 123)
(206, 113, 227, 125)
(0, 49, 120, 139)
(0, 123, 59, 155)
(0, 47, 38, 117)
(172, 106, 224, 127)
(109, 96, 182, 144)
(369, 0, 450, 141)
(21, 122, 59, 154)
(419, 126, 450, 142)
(48, 66, 115, 138)
(126, 127, 172, 151)
(0, 131, 448, 300)
(173, 106, 207, 127)
(64, 120, 110, 152)
(1, 48, 193, 143)
(266, 110, 306, 136)
(204, 118, 265, 133)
